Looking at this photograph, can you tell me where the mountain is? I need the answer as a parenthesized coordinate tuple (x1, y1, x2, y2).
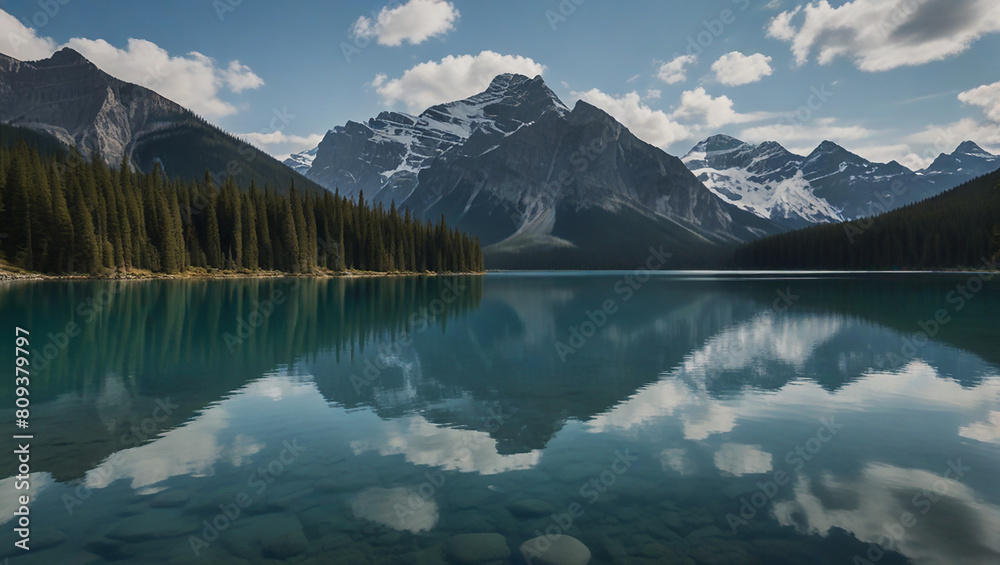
(294, 73, 569, 206)
(284, 146, 317, 175)
(800, 140, 941, 219)
(291, 75, 778, 268)
(734, 167, 1000, 271)
(683, 135, 843, 227)
(683, 135, 999, 227)
(921, 141, 1000, 181)
(0, 48, 323, 193)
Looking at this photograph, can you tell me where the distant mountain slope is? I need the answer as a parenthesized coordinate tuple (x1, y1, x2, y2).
(734, 169, 1000, 270)
(683, 135, 999, 228)
(0, 48, 323, 193)
(291, 75, 779, 268)
(0, 122, 65, 156)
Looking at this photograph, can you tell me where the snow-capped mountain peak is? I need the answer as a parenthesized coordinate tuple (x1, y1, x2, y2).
(920, 140, 1000, 178)
(955, 140, 991, 157)
(282, 146, 318, 175)
(287, 73, 568, 205)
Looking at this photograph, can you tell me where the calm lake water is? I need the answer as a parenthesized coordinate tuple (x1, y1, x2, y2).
(1, 273, 998, 564)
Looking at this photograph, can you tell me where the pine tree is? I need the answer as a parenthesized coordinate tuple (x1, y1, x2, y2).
(69, 182, 101, 274)
(304, 195, 318, 272)
(251, 181, 272, 269)
(289, 181, 309, 271)
(203, 181, 223, 268)
(241, 191, 259, 270)
(279, 197, 300, 272)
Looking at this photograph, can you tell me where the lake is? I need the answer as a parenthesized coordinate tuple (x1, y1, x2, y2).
(1, 273, 998, 564)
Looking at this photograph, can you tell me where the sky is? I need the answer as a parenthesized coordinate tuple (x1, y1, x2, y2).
(1, 0, 998, 169)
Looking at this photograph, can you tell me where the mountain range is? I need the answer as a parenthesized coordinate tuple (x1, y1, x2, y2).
(287, 73, 781, 268)
(3, 47, 997, 269)
(0, 48, 323, 193)
(682, 134, 999, 228)
(288, 75, 997, 266)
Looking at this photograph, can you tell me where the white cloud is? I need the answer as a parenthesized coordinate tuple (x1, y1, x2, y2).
(767, 0, 1000, 72)
(853, 144, 934, 170)
(903, 84, 1000, 157)
(352, 0, 459, 47)
(0, 9, 56, 60)
(907, 118, 1000, 155)
(672, 87, 770, 129)
(372, 51, 546, 112)
(222, 60, 265, 93)
(238, 131, 324, 160)
(741, 117, 873, 147)
(896, 153, 935, 171)
(570, 86, 774, 149)
(711, 52, 774, 86)
(958, 80, 1000, 123)
(64, 38, 264, 118)
(767, 6, 801, 41)
(0, 12, 265, 119)
(840, 82, 1000, 168)
(573, 89, 692, 148)
(656, 54, 697, 85)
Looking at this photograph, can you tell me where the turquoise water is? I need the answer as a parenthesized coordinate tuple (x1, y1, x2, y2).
(0, 273, 998, 564)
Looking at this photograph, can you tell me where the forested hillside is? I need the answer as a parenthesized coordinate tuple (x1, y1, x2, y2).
(0, 136, 483, 275)
(131, 114, 331, 195)
(734, 169, 1000, 270)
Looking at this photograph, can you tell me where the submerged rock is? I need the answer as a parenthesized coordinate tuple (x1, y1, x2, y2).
(687, 525, 724, 541)
(509, 498, 555, 517)
(83, 538, 137, 561)
(446, 533, 511, 563)
(106, 509, 199, 541)
(519, 534, 591, 565)
(31, 529, 67, 552)
(448, 487, 494, 510)
(662, 510, 683, 529)
(352, 487, 439, 533)
(263, 530, 309, 559)
(225, 512, 309, 560)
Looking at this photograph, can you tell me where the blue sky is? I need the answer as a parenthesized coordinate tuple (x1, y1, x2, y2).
(1, 0, 998, 168)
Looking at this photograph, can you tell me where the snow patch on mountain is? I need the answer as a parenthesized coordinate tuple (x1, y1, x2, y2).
(690, 166, 844, 224)
(683, 135, 844, 226)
